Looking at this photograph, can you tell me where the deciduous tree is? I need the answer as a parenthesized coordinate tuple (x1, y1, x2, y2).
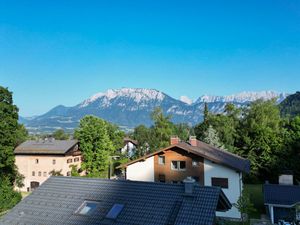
(74, 116, 114, 177)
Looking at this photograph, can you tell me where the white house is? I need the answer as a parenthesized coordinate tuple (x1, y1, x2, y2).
(14, 139, 82, 192)
(120, 138, 138, 158)
(119, 136, 250, 219)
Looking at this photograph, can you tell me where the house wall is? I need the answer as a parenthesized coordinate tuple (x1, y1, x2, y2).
(153, 148, 204, 185)
(121, 142, 136, 158)
(204, 159, 242, 219)
(15, 154, 82, 192)
(126, 156, 154, 182)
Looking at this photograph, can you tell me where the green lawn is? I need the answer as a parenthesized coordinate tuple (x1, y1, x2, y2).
(217, 184, 264, 225)
(244, 184, 265, 219)
(21, 191, 31, 199)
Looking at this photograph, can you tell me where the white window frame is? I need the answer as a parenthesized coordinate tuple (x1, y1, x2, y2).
(158, 155, 165, 165)
(171, 161, 186, 171)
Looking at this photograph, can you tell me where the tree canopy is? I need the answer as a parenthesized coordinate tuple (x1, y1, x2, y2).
(52, 129, 70, 140)
(74, 115, 122, 178)
(0, 86, 25, 213)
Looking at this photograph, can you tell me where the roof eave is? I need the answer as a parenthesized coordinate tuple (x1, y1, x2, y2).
(117, 143, 250, 173)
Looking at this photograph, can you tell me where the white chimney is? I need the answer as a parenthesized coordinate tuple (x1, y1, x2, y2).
(183, 177, 195, 194)
(189, 136, 197, 147)
(279, 174, 293, 185)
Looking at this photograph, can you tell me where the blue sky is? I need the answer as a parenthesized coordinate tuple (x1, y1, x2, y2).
(0, 0, 300, 116)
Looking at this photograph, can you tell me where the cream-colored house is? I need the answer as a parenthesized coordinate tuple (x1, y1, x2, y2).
(15, 139, 82, 192)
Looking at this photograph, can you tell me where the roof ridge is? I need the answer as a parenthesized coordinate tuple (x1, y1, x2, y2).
(50, 176, 224, 191)
(195, 140, 247, 161)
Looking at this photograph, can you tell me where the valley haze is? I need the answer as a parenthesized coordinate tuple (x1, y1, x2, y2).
(19, 88, 288, 134)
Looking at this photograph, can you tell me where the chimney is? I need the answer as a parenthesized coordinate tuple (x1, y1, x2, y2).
(279, 171, 293, 185)
(170, 136, 179, 145)
(189, 136, 197, 147)
(183, 177, 195, 194)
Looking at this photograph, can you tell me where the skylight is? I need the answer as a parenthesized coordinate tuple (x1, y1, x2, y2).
(76, 201, 100, 216)
(105, 204, 124, 219)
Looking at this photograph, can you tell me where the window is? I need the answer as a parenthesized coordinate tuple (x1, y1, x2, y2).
(74, 157, 79, 162)
(52, 159, 56, 165)
(171, 161, 186, 171)
(38, 171, 41, 176)
(43, 172, 47, 177)
(67, 159, 72, 163)
(192, 159, 200, 167)
(67, 171, 71, 176)
(76, 201, 100, 215)
(158, 174, 166, 183)
(35, 159, 39, 164)
(179, 161, 186, 170)
(211, 177, 228, 189)
(171, 161, 178, 170)
(32, 171, 35, 176)
(106, 204, 124, 219)
(158, 155, 165, 165)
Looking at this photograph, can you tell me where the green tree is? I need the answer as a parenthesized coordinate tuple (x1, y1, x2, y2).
(0, 177, 22, 213)
(74, 115, 114, 177)
(195, 103, 210, 141)
(202, 103, 241, 152)
(104, 121, 125, 151)
(234, 190, 256, 225)
(151, 107, 173, 150)
(52, 129, 69, 140)
(203, 102, 209, 122)
(131, 125, 152, 157)
(0, 87, 19, 182)
(49, 170, 63, 176)
(279, 116, 300, 181)
(0, 86, 24, 212)
(172, 123, 193, 142)
(203, 125, 224, 149)
(15, 124, 28, 145)
(238, 99, 283, 181)
(70, 165, 81, 177)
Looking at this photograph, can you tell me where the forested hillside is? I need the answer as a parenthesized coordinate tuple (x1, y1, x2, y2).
(280, 91, 300, 118)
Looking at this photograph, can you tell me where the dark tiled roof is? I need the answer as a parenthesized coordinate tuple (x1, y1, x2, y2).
(1, 177, 231, 225)
(14, 140, 78, 155)
(120, 140, 250, 173)
(123, 137, 138, 146)
(264, 184, 300, 206)
(180, 140, 250, 173)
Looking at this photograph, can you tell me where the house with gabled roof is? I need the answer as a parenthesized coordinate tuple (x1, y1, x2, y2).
(14, 139, 82, 192)
(120, 137, 138, 158)
(118, 136, 250, 219)
(264, 173, 300, 224)
(1, 176, 231, 225)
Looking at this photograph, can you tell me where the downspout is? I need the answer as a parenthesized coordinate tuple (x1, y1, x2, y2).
(239, 172, 242, 219)
(270, 205, 274, 224)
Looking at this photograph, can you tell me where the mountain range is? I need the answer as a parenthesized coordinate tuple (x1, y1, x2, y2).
(20, 88, 288, 133)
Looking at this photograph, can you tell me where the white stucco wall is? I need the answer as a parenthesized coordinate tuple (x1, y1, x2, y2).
(126, 156, 154, 182)
(204, 159, 242, 219)
(15, 155, 82, 192)
(121, 142, 136, 158)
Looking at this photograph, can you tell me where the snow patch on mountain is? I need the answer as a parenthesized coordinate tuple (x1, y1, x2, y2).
(79, 88, 165, 108)
(196, 91, 288, 103)
(180, 96, 193, 105)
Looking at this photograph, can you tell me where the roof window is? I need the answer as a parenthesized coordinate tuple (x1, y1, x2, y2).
(76, 201, 100, 216)
(105, 204, 124, 219)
